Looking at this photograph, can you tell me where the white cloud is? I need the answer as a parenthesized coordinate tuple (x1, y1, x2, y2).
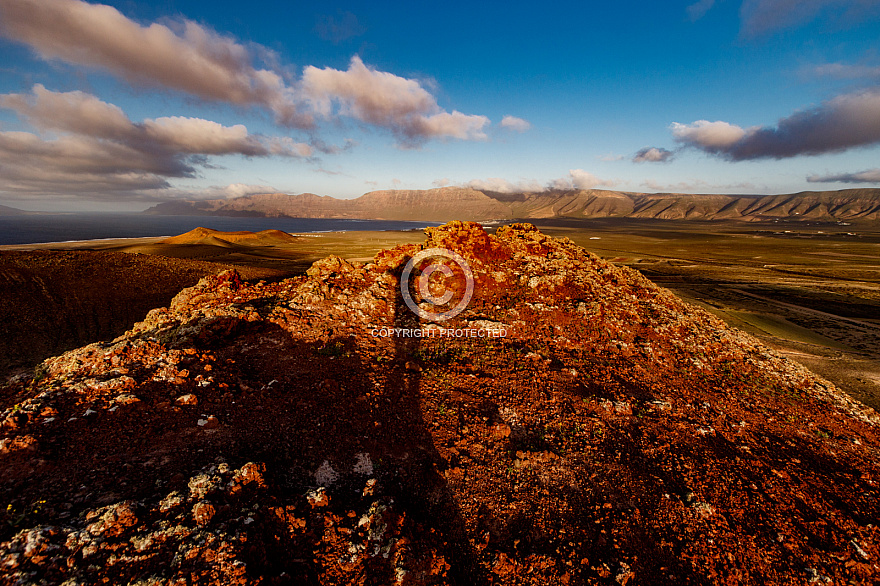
(413, 111, 490, 141)
(0, 0, 490, 145)
(465, 170, 614, 193)
(465, 177, 544, 193)
(301, 56, 489, 143)
(671, 120, 748, 151)
(220, 184, 279, 198)
(432, 178, 451, 187)
(0, 85, 311, 198)
(0, 0, 308, 127)
(0, 131, 174, 196)
(0, 85, 312, 159)
(568, 169, 609, 190)
(500, 115, 531, 132)
(161, 183, 280, 200)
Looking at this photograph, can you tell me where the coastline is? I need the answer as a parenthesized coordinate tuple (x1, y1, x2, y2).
(0, 236, 168, 251)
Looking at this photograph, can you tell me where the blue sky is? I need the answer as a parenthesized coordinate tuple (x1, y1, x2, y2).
(1, 0, 880, 211)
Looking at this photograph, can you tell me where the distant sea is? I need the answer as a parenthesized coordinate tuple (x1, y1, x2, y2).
(0, 214, 442, 246)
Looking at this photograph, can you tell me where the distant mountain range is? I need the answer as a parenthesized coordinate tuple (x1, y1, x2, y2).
(0, 204, 26, 216)
(146, 187, 880, 222)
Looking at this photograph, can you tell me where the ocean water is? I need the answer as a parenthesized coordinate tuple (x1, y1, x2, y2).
(0, 214, 442, 246)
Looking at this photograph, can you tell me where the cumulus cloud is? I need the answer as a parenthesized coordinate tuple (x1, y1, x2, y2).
(671, 120, 748, 152)
(0, 85, 311, 197)
(500, 115, 531, 132)
(567, 169, 613, 190)
(740, 0, 880, 37)
(0, 0, 308, 127)
(633, 147, 675, 163)
(807, 169, 880, 183)
(432, 178, 451, 187)
(0, 0, 490, 144)
(0, 85, 312, 158)
(301, 56, 489, 143)
(0, 131, 175, 195)
(672, 88, 880, 160)
(686, 0, 716, 21)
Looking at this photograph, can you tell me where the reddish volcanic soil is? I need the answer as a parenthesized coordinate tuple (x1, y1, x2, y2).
(1, 222, 879, 585)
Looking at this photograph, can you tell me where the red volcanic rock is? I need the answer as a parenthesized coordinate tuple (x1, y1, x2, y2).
(0, 222, 878, 585)
(192, 500, 216, 525)
(0, 435, 37, 454)
(306, 254, 357, 277)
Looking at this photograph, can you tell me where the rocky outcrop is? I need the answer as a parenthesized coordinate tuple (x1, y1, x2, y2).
(1, 222, 878, 584)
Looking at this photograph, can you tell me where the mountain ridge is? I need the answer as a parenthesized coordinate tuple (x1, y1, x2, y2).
(145, 187, 880, 222)
(0, 204, 27, 216)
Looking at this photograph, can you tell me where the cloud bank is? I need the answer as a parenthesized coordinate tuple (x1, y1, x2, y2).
(466, 177, 544, 193)
(671, 88, 880, 159)
(0, 0, 490, 144)
(176, 183, 281, 200)
(465, 170, 614, 193)
(0, 85, 311, 197)
(807, 169, 880, 183)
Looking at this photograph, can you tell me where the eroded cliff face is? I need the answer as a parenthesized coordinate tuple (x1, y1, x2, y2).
(146, 187, 880, 222)
(1, 222, 878, 585)
(0, 251, 281, 375)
